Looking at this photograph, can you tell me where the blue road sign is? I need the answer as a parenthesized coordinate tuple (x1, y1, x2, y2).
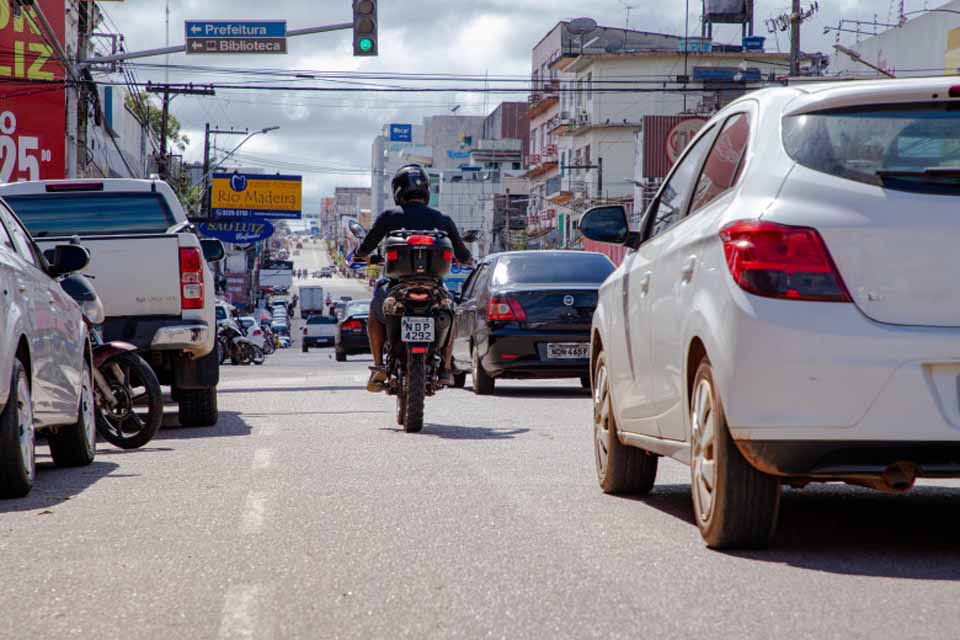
(389, 124, 413, 142)
(185, 21, 287, 39)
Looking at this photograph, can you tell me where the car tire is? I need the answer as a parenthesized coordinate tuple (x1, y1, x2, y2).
(48, 358, 97, 468)
(302, 343, 309, 353)
(452, 372, 467, 389)
(690, 358, 781, 549)
(472, 348, 495, 396)
(593, 351, 657, 495)
(178, 387, 219, 427)
(0, 359, 34, 498)
(335, 350, 347, 362)
(580, 375, 591, 389)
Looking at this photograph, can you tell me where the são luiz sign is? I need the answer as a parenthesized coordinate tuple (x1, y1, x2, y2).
(211, 172, 302, 220)
(199, 219, 275, 244)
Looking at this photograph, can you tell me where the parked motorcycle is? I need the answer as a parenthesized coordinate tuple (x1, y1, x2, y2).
(59, 272, 163, 449)
(218, 319, 264, 365)
(350, 222, 455, 433)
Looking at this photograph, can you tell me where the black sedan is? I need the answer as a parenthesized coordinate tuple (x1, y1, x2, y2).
(451, 250, 615, 394)
(335, 300, 371, 362)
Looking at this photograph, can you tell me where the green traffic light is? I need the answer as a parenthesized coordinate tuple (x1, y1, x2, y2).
(359, 37, 374, 52)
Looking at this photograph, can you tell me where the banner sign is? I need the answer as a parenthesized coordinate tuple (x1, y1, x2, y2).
(199, 219, 275, 244)
(389, 124, 412, 142)
(444, 263, 474, 295)
(211, 172, 302, 220)
(0, 1, 67, 181)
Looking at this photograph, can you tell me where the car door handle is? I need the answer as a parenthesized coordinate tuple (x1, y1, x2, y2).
(638, 272, 652, 296)
(681, 256, 697, 282)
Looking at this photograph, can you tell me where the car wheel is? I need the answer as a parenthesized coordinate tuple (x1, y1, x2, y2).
(452, 372, 466, 389)
(48, 358, 97, 468)
(593, 351, 657, 494)
(0, 359, 34, 498)
(472, 348, 495, 395)
(302, 343, 309, 353)
(690, 357, 781, 549)
(335, 350, 347, 362)
(178, 387, 219, 427)
(580, 375, 591, 389)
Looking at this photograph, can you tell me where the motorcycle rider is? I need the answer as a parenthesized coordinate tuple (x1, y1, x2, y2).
(353, 164, 473, 392)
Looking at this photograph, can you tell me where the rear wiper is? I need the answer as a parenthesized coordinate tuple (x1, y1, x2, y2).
(876, 167, 960, 178)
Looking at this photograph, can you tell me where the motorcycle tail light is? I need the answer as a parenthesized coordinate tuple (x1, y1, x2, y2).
(442, 249, 453, 261)
(411, 346, 427, 354)
(407, 235, 435, 246)
(386, 249, 399, 261)
(408, 291, 430, 301)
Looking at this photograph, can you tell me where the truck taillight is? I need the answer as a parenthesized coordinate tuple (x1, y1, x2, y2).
(719, 221, 851, 302)
(179, 247, 204, 310)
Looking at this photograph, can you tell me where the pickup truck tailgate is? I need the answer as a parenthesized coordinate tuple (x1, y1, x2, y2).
(39, 235, 183, 317)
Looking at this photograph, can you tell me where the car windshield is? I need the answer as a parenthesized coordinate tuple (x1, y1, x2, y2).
(345, 301, 370, 316)
(782, 103, 960, 193)
(5, 193, 176, 237)
(491, 253, 615, 286)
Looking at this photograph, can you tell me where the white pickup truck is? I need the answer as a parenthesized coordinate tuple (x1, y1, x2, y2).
(0, 179, 223, 426)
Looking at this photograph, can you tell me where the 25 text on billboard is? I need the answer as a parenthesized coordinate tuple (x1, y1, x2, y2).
(186, 20, 287, 55)
(0, 0, 66, 181)
(211, 173, 302, 220)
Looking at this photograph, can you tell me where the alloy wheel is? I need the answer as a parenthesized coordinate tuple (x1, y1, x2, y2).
(17, 372, 34, 482)
(81, 365, 96, 452)
(593, 361, 611, 480)
(691, 377, 718, 524)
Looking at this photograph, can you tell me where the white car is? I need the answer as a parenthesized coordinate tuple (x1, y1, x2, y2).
(0, 200, 97, 498)
(581, 76, 960, 549)
(238, 316, 267, 350)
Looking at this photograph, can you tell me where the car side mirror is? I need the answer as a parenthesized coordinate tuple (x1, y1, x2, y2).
(201, 239, 225, 263)
(578, 205, 630, 245)
(46, 244, 90, 276)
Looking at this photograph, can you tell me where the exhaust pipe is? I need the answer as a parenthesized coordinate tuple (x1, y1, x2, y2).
(881, 461, 917, 494)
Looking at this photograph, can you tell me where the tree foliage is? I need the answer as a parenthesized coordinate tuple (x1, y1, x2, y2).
(125, 93, 190, 152)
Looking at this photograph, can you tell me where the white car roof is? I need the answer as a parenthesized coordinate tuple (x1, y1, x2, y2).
(782, 76, 960, 116)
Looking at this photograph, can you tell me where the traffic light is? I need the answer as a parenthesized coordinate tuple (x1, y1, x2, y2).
(353, 0, 378, 56)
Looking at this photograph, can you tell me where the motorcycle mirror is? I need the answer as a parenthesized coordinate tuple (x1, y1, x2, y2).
(347, 221, 367, 239)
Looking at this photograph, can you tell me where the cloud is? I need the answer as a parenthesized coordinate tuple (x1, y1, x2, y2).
(103, 0, 899, 211)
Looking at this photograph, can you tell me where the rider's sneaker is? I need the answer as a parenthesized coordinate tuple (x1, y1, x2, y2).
(367, 367, 388, 393)
(437, 368, 455, 386)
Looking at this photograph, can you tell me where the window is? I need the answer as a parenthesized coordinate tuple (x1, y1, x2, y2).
(645, 126, 717, 240)
(586, 72, 593, 101)
(5, 193, 176, 237)
(491, 252, 614, 286)
(0, 207, 39, 267)
(690, 113, 751, 214)
(783, 103, 960, 194)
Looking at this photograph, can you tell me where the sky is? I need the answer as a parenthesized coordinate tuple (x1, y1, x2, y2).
(103, 0, 925, 212)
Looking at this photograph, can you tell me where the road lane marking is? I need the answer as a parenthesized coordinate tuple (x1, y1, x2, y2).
(218, 584, 264, 640)
(240, 491, 267, 535)
(252, 448, 274, 470)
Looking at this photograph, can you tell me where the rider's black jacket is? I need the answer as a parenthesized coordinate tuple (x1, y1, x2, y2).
(356, 203, 473, 265)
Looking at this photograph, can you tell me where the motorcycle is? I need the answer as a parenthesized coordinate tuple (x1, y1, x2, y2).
(218, 319, 264, 365)
(350, 222, 456, 433)
(59, 272, 163, 449)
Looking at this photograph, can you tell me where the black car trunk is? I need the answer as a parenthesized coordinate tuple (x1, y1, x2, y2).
(497, 285, 598, 331)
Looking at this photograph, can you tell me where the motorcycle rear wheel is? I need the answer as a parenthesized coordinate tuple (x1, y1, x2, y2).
(250, 345, 266, 365)
(95, 352, 163, 450)
(404, 352, 426, 433)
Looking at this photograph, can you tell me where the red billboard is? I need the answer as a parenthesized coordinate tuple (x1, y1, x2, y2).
(642, 115, 708, 179)
(0, 1, 66, 181)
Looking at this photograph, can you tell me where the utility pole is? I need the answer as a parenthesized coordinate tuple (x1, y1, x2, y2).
(202, 126, 250, 218)
(790, 0, 802, 76)
(145, 83, 215, 179)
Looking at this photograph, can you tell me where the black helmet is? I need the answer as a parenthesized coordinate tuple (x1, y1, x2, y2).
(392, 164, 431, 205)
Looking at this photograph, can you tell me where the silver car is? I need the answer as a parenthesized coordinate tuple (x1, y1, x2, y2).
(0, 200, 96, 499)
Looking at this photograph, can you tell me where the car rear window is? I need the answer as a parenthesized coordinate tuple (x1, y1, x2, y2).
(782, 103, 960, 193)
(491, 253, 614, 286)
(345, 302, 370, 316)
(5, 193, 177, 237)
(308, 316, 337, 325)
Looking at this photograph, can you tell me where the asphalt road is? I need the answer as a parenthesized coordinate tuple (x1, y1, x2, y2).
(2, 243, 959, 639)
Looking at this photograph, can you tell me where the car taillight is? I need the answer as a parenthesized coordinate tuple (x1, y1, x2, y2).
(341, 319, 363, 333)
(407, 235, 435, 246)
(179, 247, 204, 310)
(487, 296, 526, 322)
(719, 221, 851, 302)
(386, 249, 399, 261)
(253, 329, 262, 336)
(45, 181, 103, 192)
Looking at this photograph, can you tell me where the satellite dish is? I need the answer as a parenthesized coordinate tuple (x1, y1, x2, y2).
(568, 17, 598, 36)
